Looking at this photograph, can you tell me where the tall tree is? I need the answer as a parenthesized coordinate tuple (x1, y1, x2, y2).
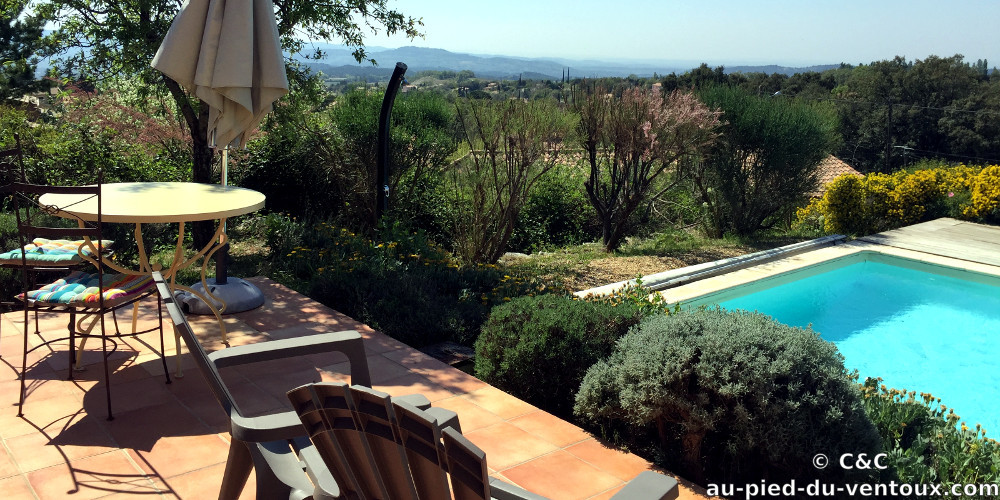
(695, 86, 838, 236)
(576, 86, 721, 251)
(1, 0, 45, 101)
(35, 0, 421, 245)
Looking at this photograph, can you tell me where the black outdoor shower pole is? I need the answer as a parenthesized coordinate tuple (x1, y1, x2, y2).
(375, 62, 408, 226)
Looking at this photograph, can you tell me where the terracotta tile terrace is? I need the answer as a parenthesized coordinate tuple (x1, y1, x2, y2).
(0, 277, 708, 499)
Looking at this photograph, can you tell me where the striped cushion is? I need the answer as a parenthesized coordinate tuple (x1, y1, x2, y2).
(24, 270, 154, 308)
(0, 238, 114, 267)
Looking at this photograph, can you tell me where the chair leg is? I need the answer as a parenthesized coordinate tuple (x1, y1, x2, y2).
(17, 306, 30, 417)
(220, 441, 254, 500)
(158, 295, 171, 384)
(99, 312, 113, 420)
(67, 310, 76, 381)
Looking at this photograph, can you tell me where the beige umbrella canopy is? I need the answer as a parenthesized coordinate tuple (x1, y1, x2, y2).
(152, 0, 289, 149)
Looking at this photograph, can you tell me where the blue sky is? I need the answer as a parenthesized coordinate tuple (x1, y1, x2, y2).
(377, 0, 1000, 66)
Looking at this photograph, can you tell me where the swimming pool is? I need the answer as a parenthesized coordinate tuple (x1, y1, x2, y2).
(685, 251, 1000, 432)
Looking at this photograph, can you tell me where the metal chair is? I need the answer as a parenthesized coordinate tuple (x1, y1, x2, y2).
(4, 171, 169, 419)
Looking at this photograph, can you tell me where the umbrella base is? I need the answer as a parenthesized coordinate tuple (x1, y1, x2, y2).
(177, 277, 265, 315)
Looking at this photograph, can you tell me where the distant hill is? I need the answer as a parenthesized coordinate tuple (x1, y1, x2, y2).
(726, 64, 841, 75)
(296, 44, 843, 81)
(297, 44, 698, 80)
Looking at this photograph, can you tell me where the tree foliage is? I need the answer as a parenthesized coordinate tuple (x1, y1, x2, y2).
(661, 56, 1000, 174)
(1, 0, 45, 101)
(453, 98, 570, 263)
(693, 85, 838, 236)
(575, 86, 721, 251)
(33, 0, 421, 246)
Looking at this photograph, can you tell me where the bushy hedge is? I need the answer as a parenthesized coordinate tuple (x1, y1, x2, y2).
(474, 294, 645, 418)
(574, 309, 883, 485)
(795, 163, 996, 235)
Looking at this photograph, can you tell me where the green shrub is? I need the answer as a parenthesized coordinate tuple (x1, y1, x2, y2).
(509, 163, 597, 253)
(574, 309, 883, 485)
(474, 294, 645, 418)
(281, 221, 546, 347)
(860, 377, 1000, 495)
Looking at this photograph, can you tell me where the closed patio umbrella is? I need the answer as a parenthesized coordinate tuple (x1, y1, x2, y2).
(152, 0, 288, 313)
(152, 0, 288, 150)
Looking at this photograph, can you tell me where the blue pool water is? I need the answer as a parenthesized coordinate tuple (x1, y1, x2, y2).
(708, 255, 1000, 432)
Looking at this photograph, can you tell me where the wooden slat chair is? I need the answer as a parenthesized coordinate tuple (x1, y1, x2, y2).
(153, 271, 459, 500)
(4, 172, 168, 420)
(287, 383, 680, 500)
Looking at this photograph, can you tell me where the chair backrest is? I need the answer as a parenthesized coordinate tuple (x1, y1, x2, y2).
(154, 272, 374, 424)
(288, 382, 494, 500)
(2, 172, 107, 308)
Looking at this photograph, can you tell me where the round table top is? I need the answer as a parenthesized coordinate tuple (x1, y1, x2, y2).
(38, 182, 266, 223)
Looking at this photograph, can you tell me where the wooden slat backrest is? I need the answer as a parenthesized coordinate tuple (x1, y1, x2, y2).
(442, 427, 492, 500)
(290, 383, 390, 499)
(289, 383, 494, 500)
(392, 400, 453, 500)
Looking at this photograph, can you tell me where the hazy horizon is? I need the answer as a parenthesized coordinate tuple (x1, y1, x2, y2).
(372, 0, 1000, 68)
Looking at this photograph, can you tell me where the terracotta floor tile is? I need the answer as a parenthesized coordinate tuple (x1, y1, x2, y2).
(586, 484, 625, 500)
(359, 330, 410, 354)
(565, 439, 655, 482)
(0, 475, 37, 499)
(509, 410, 591, 448)
(502, 450, 623, 500)
(6, 416, 116, 472)
(26, 451, 150, 500)
(0, 281, 708, 500)
(0, 443, 21, 479)
(158, 461, 257, 500)
(381, 348, 487, 394)
(128, 432, 230, 479)
(373, 373, 458, 403)
(162, 375, 230, 432)
(432, 396, 504, 432)
(239, 364, 325, 399)
(462, 385, 537, 420)
(367, 354, 415, 383)
(262, 322, 336, 340)
(81, 374, 174, 417)
(0, 372, 85, 405)
(464, 422, 560, 470)
(104, 402, 213, 454)
(225, 379, 288, 417)
(0, 396, 87, 439)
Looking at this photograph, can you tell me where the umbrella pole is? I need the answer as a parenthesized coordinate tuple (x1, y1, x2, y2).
(216, 147, 229, 285)
(181, 143, 265, 315)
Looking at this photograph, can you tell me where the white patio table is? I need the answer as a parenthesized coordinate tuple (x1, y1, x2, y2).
(39, 182, 266, 374)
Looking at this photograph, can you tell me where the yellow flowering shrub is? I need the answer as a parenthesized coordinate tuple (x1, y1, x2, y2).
(887, 168, 944, 224)
(963, 165, 1000, 222)
(795, 163, 993, 235)
(792, 197, 826, 233)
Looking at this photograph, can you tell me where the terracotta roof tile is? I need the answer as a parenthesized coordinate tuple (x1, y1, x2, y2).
(810, 155, 862, 197)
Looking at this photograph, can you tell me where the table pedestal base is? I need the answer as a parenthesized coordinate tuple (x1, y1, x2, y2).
(178, 277, 265, 315)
